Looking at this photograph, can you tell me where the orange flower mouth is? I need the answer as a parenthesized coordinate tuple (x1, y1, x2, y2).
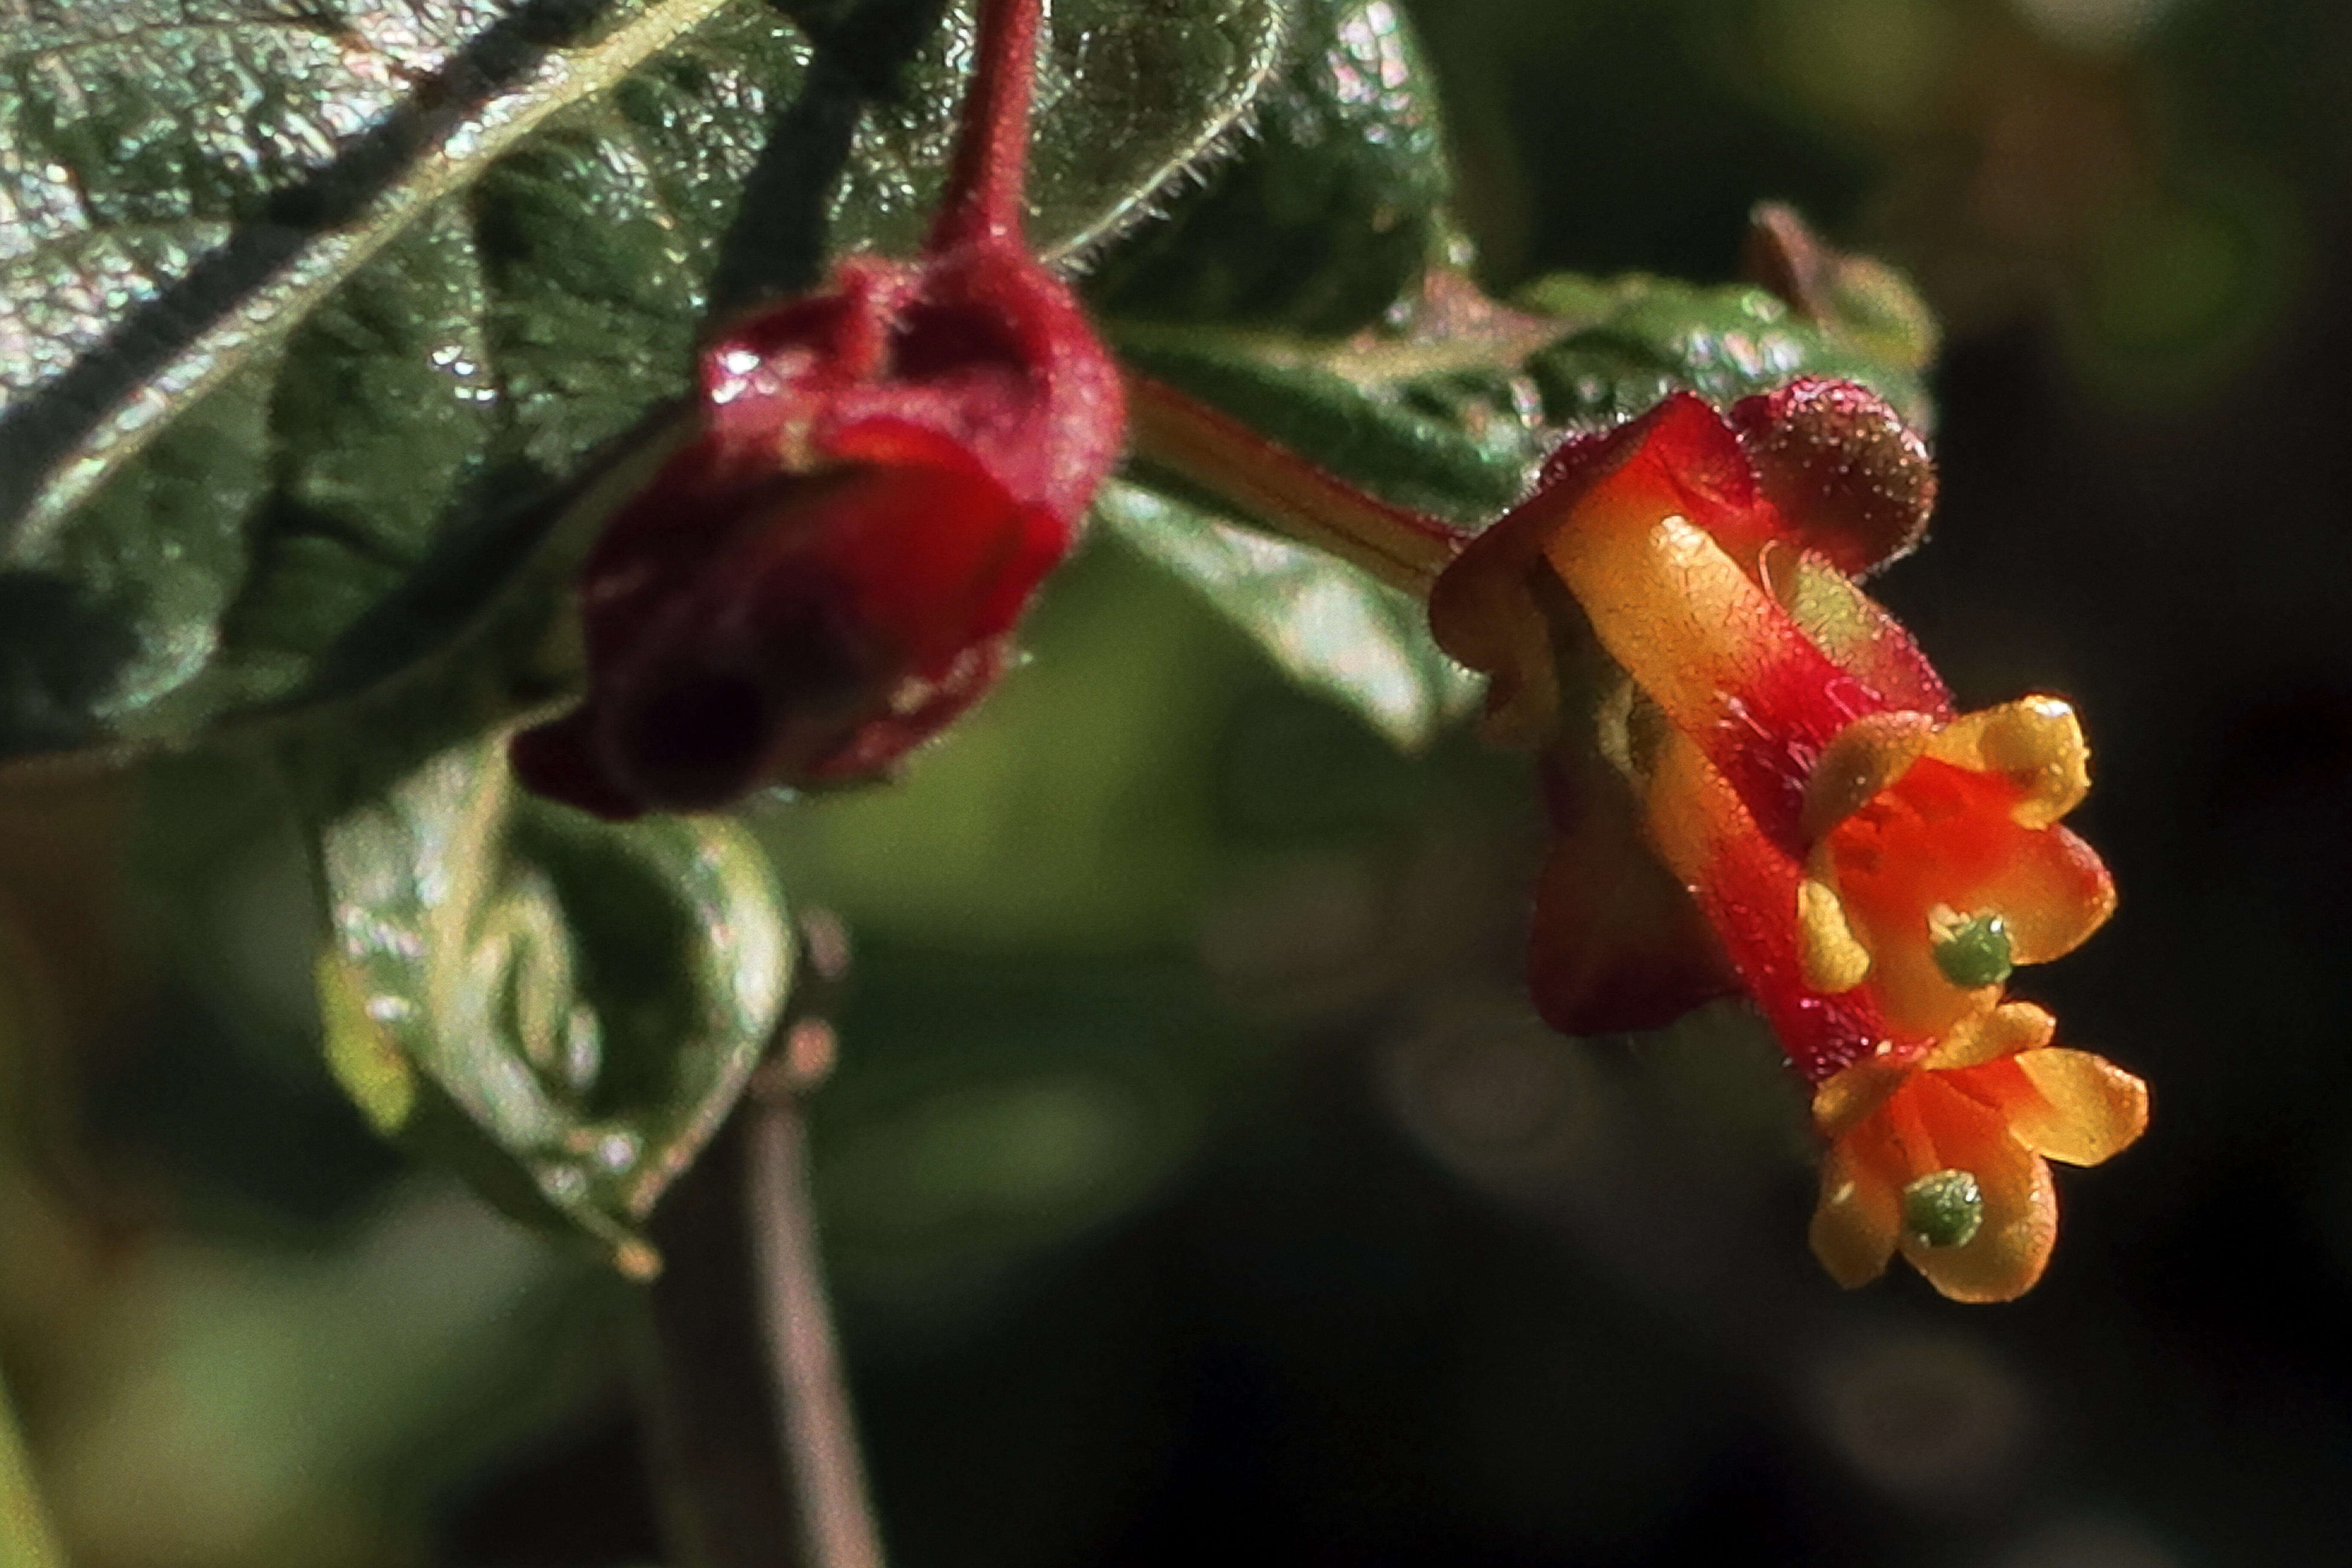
(1809, 1003, 2148, 1302)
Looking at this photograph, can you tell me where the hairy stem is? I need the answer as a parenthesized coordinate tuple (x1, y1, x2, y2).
(1123, 370, 1469, 596)
(930, 0, 1044, 249)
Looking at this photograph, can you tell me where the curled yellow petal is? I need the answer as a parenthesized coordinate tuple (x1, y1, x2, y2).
(1922, 999, 2054, 1070)
(1797, 878, 1872, 992)
(1811, 1056, 1909, 1139)
(1810, 1142, 1900, 1288)
(1929, 696, 2091, 829)
(1802, 710, 1938, 842)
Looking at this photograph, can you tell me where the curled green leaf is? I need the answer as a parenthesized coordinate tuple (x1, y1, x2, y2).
(314, 735, 793, 1273)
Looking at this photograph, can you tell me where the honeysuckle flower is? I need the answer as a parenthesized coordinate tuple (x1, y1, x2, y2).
(512, 0, 1122, 820)
(1430, 379, 2145, 1300)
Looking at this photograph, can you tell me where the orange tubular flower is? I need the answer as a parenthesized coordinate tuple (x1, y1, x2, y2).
(1431, 381, 2147, 1302)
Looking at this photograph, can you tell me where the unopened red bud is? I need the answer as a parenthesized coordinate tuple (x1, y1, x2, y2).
(511, 247, 1118, 820)
(512, 0, 1120, 821)
(510, 452, 1040, 813)
(1727, 378, 1935, 578)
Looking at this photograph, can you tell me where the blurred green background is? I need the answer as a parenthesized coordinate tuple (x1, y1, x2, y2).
(9, 0, 2352, 1562)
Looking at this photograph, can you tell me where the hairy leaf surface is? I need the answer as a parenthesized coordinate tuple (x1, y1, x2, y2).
(0, 0, 1288, 757)
(1517, 270, 1935, 431)
(1085, 0, 1451, 336)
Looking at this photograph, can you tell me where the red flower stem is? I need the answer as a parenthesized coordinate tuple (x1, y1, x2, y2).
(1123, 370, 1469, 597)
(930, 0, 1043, 250)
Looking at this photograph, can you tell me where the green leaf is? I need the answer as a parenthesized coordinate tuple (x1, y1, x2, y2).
(0, 0, 1290, 759)
(1085, 0, 1453, 336)
(1115, 309, 1553, 528)
(1061, 0, 1517, 746)
(1100, 203, 1939, 748)
(1516, 270, 1935, 430)
(1095, 478, 1477, 750)
(1098, 278, 1565, 746)
(313, 734, 793, 1272)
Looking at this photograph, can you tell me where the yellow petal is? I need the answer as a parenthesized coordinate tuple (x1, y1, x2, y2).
(1843, 909, 1997, 1040)
(1810, 1141, 1900, 1288)
(1797, 877, 1872, 992)
(1906, 1157, 2056, 1303)
(1922, 999, 2054, 1070)
(2010, 1048, 2151, 1167)
(1983, 824, 2117, 966)
(1897, 1075, 2058, 1303)
(1801, 711, 1938, 842)
(1811, 1057, 1910, 1139)
(1928, 696, 2091, 829)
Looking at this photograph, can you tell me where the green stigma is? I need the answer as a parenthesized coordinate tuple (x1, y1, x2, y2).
(1901, 1168, 1985, 1249)
(1930, 909, 2014, 989)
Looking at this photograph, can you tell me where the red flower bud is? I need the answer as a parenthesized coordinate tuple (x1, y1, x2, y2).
(512, 0, 1121, 820)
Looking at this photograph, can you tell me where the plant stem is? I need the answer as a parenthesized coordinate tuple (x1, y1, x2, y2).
(744, 1031, 882, 1568)
(1122, 370, 1470, 597)
(643, 1022, 882, 1568)
(930, 0, 1043, 250)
